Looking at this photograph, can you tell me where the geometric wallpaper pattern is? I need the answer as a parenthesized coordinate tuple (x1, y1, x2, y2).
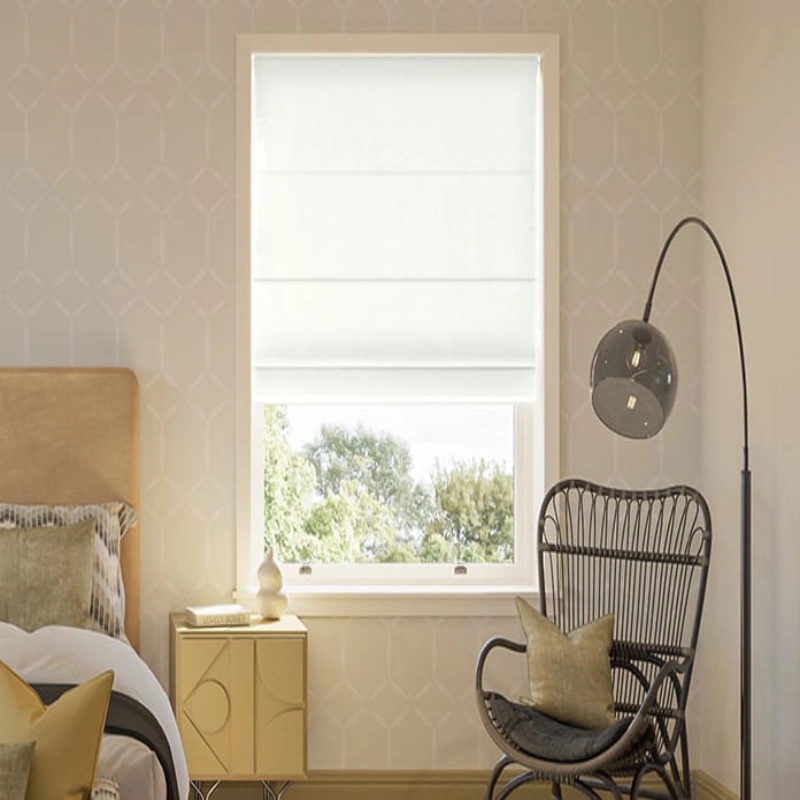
(0, 0, 702, 772)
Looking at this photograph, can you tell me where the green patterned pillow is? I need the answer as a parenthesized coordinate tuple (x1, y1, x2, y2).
(516, 596, 615, 729)
(0, 741, 35, 799)
(0, 503, 136, 639)
(92, 777, 121, 799)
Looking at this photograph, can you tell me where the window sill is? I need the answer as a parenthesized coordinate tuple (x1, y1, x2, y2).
(233, 585, 539, 618)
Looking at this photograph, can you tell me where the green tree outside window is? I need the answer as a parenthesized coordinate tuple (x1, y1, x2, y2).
(263, 406, 514, 564)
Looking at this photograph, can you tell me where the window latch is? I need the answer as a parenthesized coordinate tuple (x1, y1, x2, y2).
(299, 564, 312, 575)
(454, 563, 468, 576)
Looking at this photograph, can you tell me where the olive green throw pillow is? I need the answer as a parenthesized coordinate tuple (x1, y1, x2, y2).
(0, 741, 35, 800)
(516, 597, 615, 729)
(0, 520, 95, 632)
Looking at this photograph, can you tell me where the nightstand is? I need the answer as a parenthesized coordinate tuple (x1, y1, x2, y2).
(169, 613, 307, 799)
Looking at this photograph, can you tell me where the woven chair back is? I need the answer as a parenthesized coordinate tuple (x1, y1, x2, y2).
(537, 479, 712, 754)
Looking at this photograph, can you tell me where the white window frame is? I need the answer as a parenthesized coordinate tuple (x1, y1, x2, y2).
(235, 34, 560, 613)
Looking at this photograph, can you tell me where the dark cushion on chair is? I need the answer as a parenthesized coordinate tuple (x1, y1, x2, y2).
(489, 694, 634, 763)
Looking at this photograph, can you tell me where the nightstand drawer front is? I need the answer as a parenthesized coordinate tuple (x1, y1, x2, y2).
(255, 707, 305, 777)
(254, 638, 306, 778)
(255, 638, 304, 705)
(178, 638, 254, 777)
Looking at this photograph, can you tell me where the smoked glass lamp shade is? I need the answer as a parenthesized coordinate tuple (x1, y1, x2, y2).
(590, 319, 678, 439)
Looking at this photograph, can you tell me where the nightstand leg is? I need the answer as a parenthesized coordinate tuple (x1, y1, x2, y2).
(190, 780, 221, 799)
(262, 780, 293, 799)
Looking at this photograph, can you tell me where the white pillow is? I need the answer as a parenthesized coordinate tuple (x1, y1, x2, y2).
(0, 503, 137, 640)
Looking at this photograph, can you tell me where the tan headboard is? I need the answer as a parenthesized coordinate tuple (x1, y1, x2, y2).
(0, 368, 140, 650)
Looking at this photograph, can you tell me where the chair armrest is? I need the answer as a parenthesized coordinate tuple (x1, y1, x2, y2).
(625, 656, 692, 754)
(475, 637, 527, 693)
(539, 657, 693, 772)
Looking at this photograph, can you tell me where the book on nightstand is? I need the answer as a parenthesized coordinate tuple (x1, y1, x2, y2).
(184, 604, 251, 627)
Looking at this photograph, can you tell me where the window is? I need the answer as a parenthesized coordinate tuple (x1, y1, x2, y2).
(236, 35, 559, 597)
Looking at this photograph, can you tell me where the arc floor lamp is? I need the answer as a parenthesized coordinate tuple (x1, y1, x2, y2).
(589, 216, 751, 800)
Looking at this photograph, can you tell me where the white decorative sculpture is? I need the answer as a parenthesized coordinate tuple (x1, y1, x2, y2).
(257, 547, 288, 620)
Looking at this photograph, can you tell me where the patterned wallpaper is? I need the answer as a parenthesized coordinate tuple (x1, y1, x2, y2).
(0, 0, 702, 772)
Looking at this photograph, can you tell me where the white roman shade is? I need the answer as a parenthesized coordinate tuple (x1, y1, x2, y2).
(251, 53, 541, 402)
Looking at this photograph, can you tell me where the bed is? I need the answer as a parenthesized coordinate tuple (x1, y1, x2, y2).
(0, 368, 189, 800)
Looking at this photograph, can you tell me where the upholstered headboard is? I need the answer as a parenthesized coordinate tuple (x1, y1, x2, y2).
(0, 368, 140, 650)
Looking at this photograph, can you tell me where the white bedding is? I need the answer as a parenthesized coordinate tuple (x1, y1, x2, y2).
(0, 623, 189, 800)
(99, 735, 167, 799)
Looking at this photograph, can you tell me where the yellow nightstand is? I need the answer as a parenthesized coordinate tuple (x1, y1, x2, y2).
(169, 613, 307, 799)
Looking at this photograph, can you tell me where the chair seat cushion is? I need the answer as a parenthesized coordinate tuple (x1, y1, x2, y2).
(489, 694, 636, 763)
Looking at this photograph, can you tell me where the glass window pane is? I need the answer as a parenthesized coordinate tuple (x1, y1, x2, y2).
(262, 404, 515, 565)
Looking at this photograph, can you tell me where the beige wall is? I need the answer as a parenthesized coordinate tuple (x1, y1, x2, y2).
(0, 0, 703, 772)
(699, 0, 800, 795)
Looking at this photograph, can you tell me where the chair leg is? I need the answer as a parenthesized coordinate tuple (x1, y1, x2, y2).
(551, 782, 563, 799)
(591, 772, 624, 800)
(571, 780, 604, 800)
(659, 768, 683, 800)
(496, 772, 543, 800)
(484, 755, 513, 800)
(679, 725, 693, 798)
(631, 764, 681, 800)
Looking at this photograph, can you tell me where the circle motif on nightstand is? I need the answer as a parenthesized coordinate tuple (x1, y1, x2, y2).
(188, 679, 230, 734)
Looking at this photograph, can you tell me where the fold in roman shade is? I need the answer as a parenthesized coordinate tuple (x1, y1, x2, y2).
(251, 53, 542, 402)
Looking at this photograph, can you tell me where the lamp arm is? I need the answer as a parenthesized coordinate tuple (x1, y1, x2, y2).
(643, 215, 754, 800)
(642, 216, 750, 470)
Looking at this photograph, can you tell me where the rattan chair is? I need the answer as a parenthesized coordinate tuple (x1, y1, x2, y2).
(476, 479, 712, 800)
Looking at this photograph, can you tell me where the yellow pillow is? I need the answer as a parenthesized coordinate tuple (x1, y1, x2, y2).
(0, 662, 113, 800)
(516, 597, 615, 729)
